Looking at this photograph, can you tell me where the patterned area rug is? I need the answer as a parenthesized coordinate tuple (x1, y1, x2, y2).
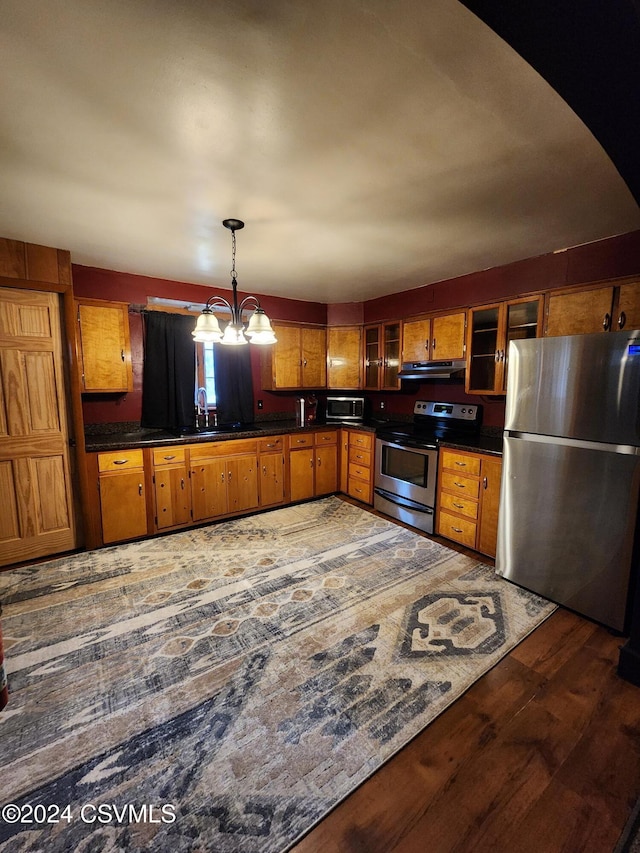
(0, 497, 555, 852)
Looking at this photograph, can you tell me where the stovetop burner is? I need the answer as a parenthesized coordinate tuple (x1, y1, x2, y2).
(377, 400, 482, 446)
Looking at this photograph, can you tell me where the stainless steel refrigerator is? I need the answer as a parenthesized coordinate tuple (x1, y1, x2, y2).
(496, 331, 640, 632)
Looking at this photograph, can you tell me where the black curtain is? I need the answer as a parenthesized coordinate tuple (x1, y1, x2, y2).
(141, 312, 196, 431)
(213, 344, 254, 426)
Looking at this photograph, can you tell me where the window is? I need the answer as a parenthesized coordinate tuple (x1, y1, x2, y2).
(196, 341, 217, 409)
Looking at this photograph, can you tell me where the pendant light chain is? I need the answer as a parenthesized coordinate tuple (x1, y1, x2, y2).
(191, 218, 277, 345)
(230, 227, 238, 286)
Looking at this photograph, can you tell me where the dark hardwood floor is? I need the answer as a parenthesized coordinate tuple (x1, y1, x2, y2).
(291, 501, 640, 853)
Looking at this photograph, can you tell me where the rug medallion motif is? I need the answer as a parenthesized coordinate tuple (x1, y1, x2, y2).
(0, 497, 554, 852)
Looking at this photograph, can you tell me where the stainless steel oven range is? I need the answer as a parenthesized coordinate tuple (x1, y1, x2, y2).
(374, 401, 482, 534)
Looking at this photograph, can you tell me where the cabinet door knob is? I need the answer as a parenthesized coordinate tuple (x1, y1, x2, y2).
(618, 311, 627, 329)
(603, 312, 611, 331)
(138, 483, 143, 496)
(483, 476, 488, 490)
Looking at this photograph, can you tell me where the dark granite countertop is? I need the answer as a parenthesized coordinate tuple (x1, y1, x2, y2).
(83, 419, 381, 453)
(84, 419, 502, 455)
(438, 432, 503, 457)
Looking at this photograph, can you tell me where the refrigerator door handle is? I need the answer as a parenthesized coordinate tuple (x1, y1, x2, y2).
(505, 430, 640, 456)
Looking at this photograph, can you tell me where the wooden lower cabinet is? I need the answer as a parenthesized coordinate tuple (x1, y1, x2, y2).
(258, 436, 285, 507)
(97, 450, 148, 544)
(152, 447, 191, 531)
(436, 448, 502, 558)
(190, 439, 259, 522)
(288, 429, 338, 502)
(341, 429, 374, 504)
(314, 430, 338, 496)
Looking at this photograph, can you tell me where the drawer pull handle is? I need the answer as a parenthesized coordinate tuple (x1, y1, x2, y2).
(113, 459, 129, 465)
(454, 481, 466, 488)
(453, 502, 464, 509)
(454, 461, 467, 467)
(296, 438, 306, 444)
(451, 526, 463, 534)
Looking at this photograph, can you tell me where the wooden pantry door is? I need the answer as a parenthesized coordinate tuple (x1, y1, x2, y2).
(0, 287, 78, 565)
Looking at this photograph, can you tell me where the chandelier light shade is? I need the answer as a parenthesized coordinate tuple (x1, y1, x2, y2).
(192, 219, 277, 346)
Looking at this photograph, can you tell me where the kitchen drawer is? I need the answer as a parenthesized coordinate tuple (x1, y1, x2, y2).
(441, 450, 481, 477)
(98, 449, 144, 472)
(258, 436, 284, 453)
(440, 470, 480, 500)
(347, 477, 370, 501)
(152, 447, 186, 466)
(189, 438, 258, 460)
(349, 432, 373, 451)
(289, 433, 314, 449)
(315, 430, 337, 445)
(439, 491, 478, 520)
(349, 446, 371, 467)
(438, 510, 477, 548)
(349, 461, 371, 483)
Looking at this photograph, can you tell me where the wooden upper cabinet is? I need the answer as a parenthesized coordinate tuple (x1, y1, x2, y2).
(327, 326, 362, 389)
(545, 286, 615, 337)
(364, 321, 402, 390)
(615, 280, 640, 332)
(402, 312, 466, 363)
(76, 298, 133, 392)
(466, 296, 542, 395)
(545, 280, 640, 337)
(261, 322, 326, 390)
(301, 326, 326, 388)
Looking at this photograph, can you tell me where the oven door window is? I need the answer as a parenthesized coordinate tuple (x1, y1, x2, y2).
(381, 444, 429, 487)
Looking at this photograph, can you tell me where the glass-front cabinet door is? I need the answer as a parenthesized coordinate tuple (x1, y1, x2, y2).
(466, 297, 542, 395)
(382, 322, 401, 389)
(503, 298, 542, 390)
(364, 321, 402, 390)
(364, 325, 381, 389)
(467, 304, 500, 394)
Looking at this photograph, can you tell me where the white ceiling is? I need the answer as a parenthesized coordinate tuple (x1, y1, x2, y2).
(1, 0, 639, 303)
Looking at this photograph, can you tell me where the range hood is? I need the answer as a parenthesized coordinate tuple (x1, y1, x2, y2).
(397, 360, 466, 380)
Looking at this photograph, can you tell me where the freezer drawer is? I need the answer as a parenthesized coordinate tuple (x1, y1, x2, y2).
(496, 434, 640, 631)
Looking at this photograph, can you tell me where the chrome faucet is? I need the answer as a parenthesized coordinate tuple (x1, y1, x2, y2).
(196, 386, 208, 429)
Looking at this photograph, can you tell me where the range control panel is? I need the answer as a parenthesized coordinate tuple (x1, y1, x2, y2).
(413, 400, 479, 422)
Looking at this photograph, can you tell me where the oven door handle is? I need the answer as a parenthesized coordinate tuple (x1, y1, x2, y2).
(374, 488, 434, 515)
(377, 438, 437, 452)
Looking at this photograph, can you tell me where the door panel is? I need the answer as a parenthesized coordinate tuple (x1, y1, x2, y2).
(0, 288, 77, 565)
(497, 435, 639, 631)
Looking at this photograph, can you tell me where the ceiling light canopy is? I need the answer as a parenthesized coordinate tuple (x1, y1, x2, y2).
(192, 219, 277, 346)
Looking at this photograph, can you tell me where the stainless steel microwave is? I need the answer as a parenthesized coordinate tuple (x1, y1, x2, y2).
(325, 396, 365, 422)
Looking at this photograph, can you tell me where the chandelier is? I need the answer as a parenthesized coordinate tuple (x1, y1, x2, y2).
(192, 219, 277, 346)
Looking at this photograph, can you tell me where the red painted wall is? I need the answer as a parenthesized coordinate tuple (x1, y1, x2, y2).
(73, 266, 327, 424)
(74, 228, 640, 429)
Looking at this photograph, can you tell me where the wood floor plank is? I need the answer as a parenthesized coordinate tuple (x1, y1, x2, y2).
(290, 609, 640, 853)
